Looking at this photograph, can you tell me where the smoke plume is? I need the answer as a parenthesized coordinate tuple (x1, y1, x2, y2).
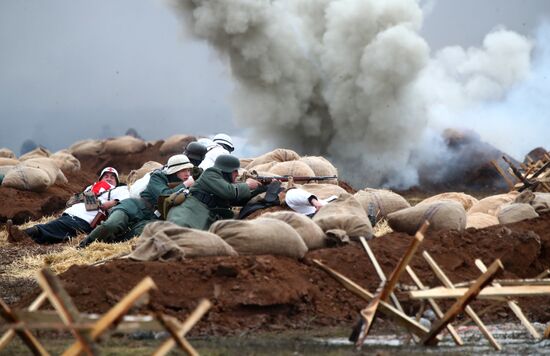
(171, 0, 542, 188)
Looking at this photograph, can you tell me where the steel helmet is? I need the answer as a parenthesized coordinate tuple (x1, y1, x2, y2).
(165, 154, 193, 175)
(214, 154, 240, 173)
(213, 133, 234, 152)
(99, 167, 119, 184)
(184, 141, 207, 164)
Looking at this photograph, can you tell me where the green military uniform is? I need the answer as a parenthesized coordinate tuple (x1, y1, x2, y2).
(79, 170, 185, 247)
(168, 166, 264, 230)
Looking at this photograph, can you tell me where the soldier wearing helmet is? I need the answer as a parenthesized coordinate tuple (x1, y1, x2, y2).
(199, 133, 235, 170)
(78, 155, 195, 248)
(168, 154, 264, 230)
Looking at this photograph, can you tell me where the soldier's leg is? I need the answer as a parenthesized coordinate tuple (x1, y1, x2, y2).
(78, 210, 129, 248)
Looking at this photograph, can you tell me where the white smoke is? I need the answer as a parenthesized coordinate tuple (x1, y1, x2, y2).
(170, 0, 542, 188)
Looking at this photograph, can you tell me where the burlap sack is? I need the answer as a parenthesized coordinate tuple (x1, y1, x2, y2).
(354, 189, 410, 223)
(497, 203, 539, 225)
(268, 161, 315, 178)
(0, 158, 19, 167)
(103, 136, 146, 155)
(245, 148, 301, 169)
(532, 193, 550, 213)
(129, 221, 237, 261)
(240, 158, 254, 168)
(159, 135, 196, 155)
(0, 148, 16, 159)
(127, 161, 163, 186)
(387, 201, 466, 235)
(466, 212, 499, 229)
(299, 156, 338, 184)
(250, 162, 278, 173)
(19, 147, 51, 161)
(21, 158, 67, 184)
(209, 218, 308, 258)
(69, 139, 105, 156)
(419, 192, 479, 211)
(50, 150, 81, 173)
(297, 183, 347, 199)
(262, 211, 327, 250)
(468, 192, 520, 216)
(1, 165, 52, 192)
(313, 193, 373, 240)
(0, 166, 14, 176)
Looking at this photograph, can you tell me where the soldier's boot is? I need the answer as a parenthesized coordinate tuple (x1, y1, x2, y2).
(6, 219, 32, 243)
(78, 225, 110, 249)
(78, 210, 129, 249)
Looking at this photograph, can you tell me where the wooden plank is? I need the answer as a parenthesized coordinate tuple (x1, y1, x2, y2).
(453, 278, 550, 288)
(475, 259, 540, 339)
(155, 314, 198, 356)
(36, 269, 97, 356)
(0, 299, 49, 356)
(490, 160, 516, 190)
(422, 259, 503, 347)
(405, 266, 463, 346)
(423, 252, 502, 350)
(153, 299, 212, 356)
(409, 285, 550, 299)
(0, 292, 47, 351)
(312, 259, 430, 339)
(353, 221, 428, 347)
(63, 277, 157, 356)
(536, 269, 550, 279)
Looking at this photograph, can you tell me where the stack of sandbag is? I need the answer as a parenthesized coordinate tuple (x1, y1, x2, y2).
(418, 192, 479, 211)
(387, 201, 466, 235)
(129, 221, 237, 261)
(298, 183, 347, 199)
(159, 134, 196, 155)
(2, 157, 68, 192)
(0, 157, 19, 176)
(466, 212, 499, 229)
(69, 139, 105, 156)
(127, 161, 163, 186)
(497, 203, 539, 224)
(50, 150, 81, 173)
(298, 156, 338, 184)
(0, 148, 16, 159)
(19, 147, 51, 161)
(467, 192, 519, 216)
(21, 158, 68, 184)
(514, 190, 550, 213)
(353, 189, 410, 223)
(262, 211, 327, 250)
(240, 158, 254, 168)
(268, 161, 315, 177)
(313, 193, 373, 240)
(245, 148, 301, 170)
(103, 136, 146, 155)
(209, 218, 308, 258)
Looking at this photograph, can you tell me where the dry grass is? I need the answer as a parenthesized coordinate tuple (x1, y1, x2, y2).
(373, 219, 393, 238)
(0, 214, 60, 247)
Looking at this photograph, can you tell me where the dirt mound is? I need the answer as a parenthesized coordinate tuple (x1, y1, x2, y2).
(23, 212, 549, 336)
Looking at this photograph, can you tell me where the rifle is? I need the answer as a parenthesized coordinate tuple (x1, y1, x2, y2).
(251, 175, 338, 184)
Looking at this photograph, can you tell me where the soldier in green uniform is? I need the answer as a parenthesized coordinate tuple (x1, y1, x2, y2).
(78, 154, 194, 248)
(168, 154, 265, 230)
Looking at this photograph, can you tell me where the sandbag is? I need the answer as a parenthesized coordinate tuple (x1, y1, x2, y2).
(249, 162, 278, 173)
(418, 192, 479, 211)
(245, 148, 301, 169)
(468, 192, 519, 216)
(0, 158, 19, 167)
(354, 189, 410, 223)
(209, 218, 308, 259)
(0, 165, 14, 175)
(50, 150, 81, 173)
(466, 212, 499, 229)
(297, 183, 347, 200)
(268, 161, 315, 177)
(262, 211, 327, 250)
(127, 161, 163, 186)
(497, 203, 539, 225)
(1, 165, 52, 192)
(21, 158, 67, 184)
(103, 136, 146, 155)
(299, 156, 338, 184)
(532, 193, 550, 213)
(387, 201, 466, 235)
(240, 158, 254, 168)
(129, 221, 237, 261)
(0, 148, 16, 159)
(69, 139, 105, 156)
(19, 147, 51, 161)
(313, 193, 373, 240)
(159, 134, 196, 155)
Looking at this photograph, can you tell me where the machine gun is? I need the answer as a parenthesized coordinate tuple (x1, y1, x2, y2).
(251, 175, 338, 185)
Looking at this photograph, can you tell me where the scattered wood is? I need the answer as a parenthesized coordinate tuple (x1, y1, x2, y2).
(409, 285, 550, 300)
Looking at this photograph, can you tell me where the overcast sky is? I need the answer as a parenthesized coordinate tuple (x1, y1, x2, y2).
(0, 0, 548, 155)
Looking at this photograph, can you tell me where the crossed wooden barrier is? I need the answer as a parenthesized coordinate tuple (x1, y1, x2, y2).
(0, 268, 211, 355)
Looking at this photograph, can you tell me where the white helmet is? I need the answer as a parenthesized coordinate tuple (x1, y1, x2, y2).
(99, 167, 119, 184)
(165, 154, 193, 175)
(213, 133, 234, 152)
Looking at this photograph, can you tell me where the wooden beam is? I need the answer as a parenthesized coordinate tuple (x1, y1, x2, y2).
(453, 278, 550, 288)
(422, 259, 503, 348)
(155, 314, 198, 356)
(475, 259, 540, 339)
(0, 292, 47, 351)
(422, 251, 502, 350)
(36, 269, 97, 356)
(63, 277, 157, 356)
(536, 269, 550, 279)
(153, 299, 212, 356)
(312, 259, 430, 339)
(409, 285, 550, 299)
(490, 160, 516, 190)
(405, 266, 463, 346)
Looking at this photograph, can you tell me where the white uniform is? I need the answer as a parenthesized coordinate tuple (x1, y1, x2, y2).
(199, 143, 231, 170)
(285, 188, 336, 215)
(64, 185, 130, 224)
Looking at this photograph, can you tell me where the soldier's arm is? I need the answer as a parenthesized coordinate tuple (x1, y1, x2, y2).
(201, 171, 251, 201)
